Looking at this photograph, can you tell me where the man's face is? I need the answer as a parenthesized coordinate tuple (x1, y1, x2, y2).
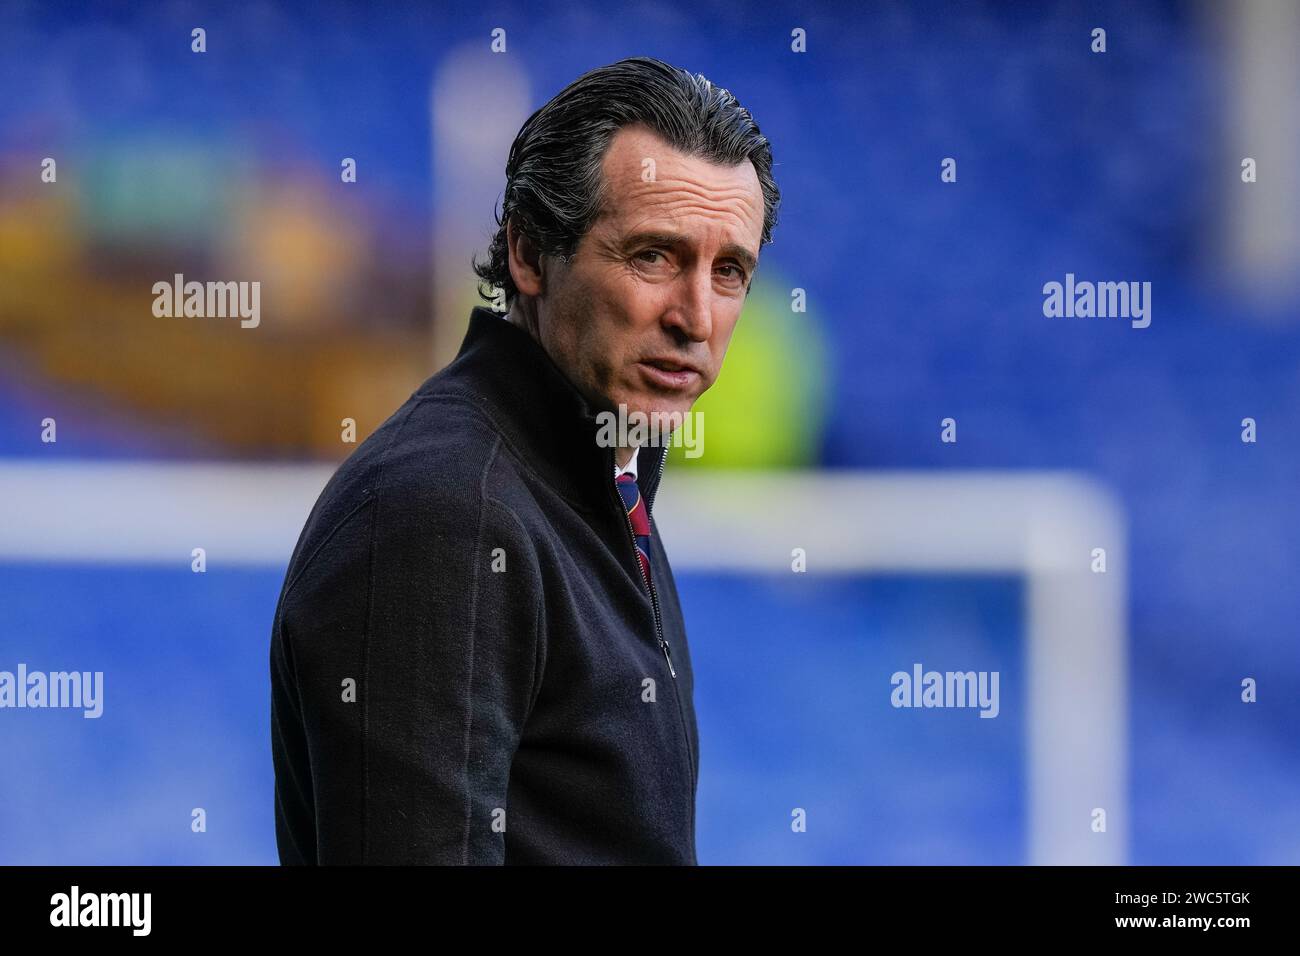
(514, 124, 766, 428)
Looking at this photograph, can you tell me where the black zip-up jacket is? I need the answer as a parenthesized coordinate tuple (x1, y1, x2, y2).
(270, 305, 700, 864)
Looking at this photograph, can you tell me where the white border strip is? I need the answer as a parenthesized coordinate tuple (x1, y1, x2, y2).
(0, 462, 1127, 865)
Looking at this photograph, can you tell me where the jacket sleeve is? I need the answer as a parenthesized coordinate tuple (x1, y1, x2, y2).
(271, 471, 544, 865)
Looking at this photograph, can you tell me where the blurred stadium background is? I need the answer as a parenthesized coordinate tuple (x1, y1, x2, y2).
(1, 0, 1298, 864)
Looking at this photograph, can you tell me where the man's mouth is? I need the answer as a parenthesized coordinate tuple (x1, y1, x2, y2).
(637, 358, 701, 390)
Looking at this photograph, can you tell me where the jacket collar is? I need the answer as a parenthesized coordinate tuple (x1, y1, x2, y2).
(436, 305, 670, 514)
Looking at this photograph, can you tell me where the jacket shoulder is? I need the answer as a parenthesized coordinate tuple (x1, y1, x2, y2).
(278, 389, 524, 607)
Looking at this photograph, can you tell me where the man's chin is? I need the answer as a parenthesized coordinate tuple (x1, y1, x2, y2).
(610, 394, 695, 429)
(628, 390, 695, 417)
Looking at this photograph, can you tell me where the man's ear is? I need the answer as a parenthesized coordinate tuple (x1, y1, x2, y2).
(506, 218, 545, 297)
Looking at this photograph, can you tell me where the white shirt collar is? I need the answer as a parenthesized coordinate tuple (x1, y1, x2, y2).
(613, 447, 640, 480)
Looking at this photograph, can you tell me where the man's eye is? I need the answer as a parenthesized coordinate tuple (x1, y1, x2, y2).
(636, 249, 665, 263)
(718, 264, 746, 282)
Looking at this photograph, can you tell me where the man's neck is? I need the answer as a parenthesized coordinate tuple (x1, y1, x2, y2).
(615, 445, 635, 470)
(505, 300, 541, 340)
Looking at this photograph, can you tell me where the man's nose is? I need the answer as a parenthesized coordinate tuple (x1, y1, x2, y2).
(663, 268, 714, 342)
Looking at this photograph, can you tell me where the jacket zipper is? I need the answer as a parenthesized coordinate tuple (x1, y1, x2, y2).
(618, 442, 698, 856)
(617, 446, 675, 678)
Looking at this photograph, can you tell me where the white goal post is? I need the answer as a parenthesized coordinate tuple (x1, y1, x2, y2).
(0, 462, 1127, 864)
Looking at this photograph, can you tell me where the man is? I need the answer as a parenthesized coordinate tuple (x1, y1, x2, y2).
(270, 55, 780, 864)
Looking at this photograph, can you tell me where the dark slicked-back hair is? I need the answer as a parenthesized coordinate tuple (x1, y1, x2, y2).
(472, 55, 781, 309)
